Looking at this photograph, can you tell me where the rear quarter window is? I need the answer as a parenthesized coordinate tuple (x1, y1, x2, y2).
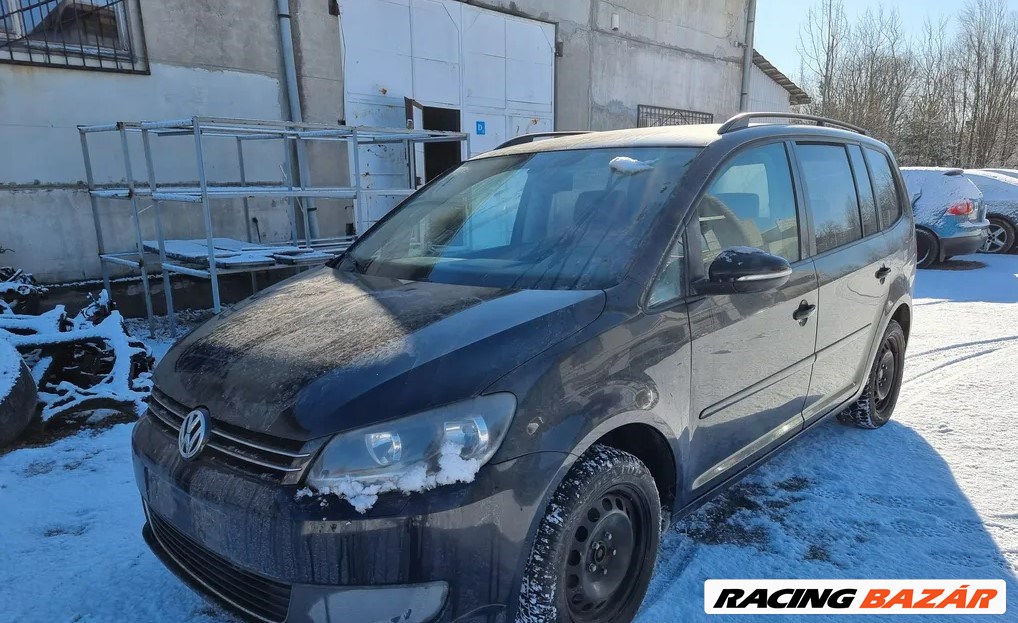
(864, 148, 902, 228)
(848, 145, 879, 237)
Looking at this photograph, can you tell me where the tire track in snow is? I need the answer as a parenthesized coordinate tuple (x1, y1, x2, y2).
(909, 334, 1018, 358)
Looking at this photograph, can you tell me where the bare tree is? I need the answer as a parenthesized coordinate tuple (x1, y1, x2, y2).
(897, 18, 956, 165)
(798, 0, 848, 117)
(794, 0, 1018, 169)
(954, 0, 1018, 167)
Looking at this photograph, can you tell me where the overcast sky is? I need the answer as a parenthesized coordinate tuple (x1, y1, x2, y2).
(754, 0, 1018, 85)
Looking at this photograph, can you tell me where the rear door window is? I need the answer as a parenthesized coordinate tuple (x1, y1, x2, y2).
(696, 142, 801, 269)
(864, 147, 902, 228)
(848, 145, 880, 237)
(796, 143, 863, 254)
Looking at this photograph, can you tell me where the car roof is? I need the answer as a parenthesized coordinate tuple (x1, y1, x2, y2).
(963, 169, 1018, 184)
(474, 122, 882, 159)
(900, 166, 965, 176)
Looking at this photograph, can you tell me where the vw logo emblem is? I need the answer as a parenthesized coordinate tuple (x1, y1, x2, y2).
(178, 408, 210, 460)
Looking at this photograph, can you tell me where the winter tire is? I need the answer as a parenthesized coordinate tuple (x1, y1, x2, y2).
(517, 444, 661, 623)
(982, 216, 1016, 254)
(915, 227, 939, 268)
(838, 320, 906, 429)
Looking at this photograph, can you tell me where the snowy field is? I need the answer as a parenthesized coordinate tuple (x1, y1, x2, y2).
(2, 256, 1017, 623)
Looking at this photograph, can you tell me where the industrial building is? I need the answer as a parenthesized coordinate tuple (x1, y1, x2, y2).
(0, 0, 808, 284)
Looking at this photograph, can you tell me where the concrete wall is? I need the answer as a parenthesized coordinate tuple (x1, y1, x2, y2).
(0, 0, 345, 283)
(748, 63, 793, 112)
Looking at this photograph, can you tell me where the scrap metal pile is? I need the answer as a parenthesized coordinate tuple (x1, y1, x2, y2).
(0, 270, 153, 446)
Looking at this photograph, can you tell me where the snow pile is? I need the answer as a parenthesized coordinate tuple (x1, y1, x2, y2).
(0, 292, 153, 420)
(0, 267, 47, 314)
(609, 156, 656, 174)
(0, 339, 21, 403)
(296, 439, 481, 513)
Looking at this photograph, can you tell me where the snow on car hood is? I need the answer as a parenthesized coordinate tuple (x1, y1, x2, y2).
(153, 268, 605, 442)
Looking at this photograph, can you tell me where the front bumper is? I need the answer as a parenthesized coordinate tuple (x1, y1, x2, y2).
(132, 414, 567, 623)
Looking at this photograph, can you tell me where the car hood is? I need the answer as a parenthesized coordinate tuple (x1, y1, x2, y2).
(154, 268, 605, 442)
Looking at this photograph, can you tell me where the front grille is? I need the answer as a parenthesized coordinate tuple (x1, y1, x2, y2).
(147, 510, 292, 623)
(148, 387, 318, 483)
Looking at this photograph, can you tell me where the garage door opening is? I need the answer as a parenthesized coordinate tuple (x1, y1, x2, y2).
(423, 106, 462, 182)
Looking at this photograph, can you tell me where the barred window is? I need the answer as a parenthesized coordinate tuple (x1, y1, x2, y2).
(0, 0, 146, 73)
(637, 105, 714, 127)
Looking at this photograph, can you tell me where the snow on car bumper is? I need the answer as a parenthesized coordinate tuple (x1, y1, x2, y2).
(131, 414, 565, 623)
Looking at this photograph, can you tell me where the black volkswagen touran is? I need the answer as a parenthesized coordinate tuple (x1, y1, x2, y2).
(133, 113, 915, 623)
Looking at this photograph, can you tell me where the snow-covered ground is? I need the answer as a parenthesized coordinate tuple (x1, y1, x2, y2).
(2, 256, 1017, 623)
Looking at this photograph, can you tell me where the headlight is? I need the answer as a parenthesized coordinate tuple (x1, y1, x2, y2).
(303, 393, 516, 512)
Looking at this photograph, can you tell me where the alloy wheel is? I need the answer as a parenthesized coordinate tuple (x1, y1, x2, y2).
(984, 222, 1009, 253)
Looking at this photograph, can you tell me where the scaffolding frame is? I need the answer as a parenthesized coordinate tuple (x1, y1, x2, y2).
(78, 116, 468, 336)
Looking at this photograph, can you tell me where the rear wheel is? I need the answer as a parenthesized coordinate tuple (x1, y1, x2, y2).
(915, 227, 939, 268)
(983, 216, 1016, 254)
(838, 320, 906, 429)
(517, 445, 660, 623)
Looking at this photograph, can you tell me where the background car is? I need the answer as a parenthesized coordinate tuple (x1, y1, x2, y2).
(899, 167, 988, 268)
(962, 169, 1018, 254)
(980, 168, 1018, 180)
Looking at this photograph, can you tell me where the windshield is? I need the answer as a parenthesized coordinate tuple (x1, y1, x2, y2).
(340, 147, 699, 290)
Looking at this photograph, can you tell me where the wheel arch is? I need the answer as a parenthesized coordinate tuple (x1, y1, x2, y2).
(891, 302, 912, 342)
(914, 225, 940, 264)
(593, 423, 678, 519)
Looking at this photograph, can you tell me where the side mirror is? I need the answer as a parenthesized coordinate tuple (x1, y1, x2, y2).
(699, 247, 792, 294)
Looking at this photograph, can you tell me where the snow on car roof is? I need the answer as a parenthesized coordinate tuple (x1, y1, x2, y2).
(900, 166, 965, 176)
(964, 169, 1018, 185)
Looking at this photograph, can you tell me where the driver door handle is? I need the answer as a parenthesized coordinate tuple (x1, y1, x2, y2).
(875, 265, 891, 280)
(792, 301, 817, 323)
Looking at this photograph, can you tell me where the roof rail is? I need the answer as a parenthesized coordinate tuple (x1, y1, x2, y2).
(494, 131, 590, 150)
(717, 112, 867, 136)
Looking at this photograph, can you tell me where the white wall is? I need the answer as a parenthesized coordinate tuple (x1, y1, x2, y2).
(339, 0, 556, 229)
(748, 64, 793, 113)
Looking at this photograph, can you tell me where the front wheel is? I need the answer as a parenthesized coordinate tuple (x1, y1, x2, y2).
(517, 445, 661, 623)
(838, 320, 906, 429)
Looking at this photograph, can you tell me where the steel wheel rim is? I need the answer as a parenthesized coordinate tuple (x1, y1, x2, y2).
(874, 339, 899, 412)
(916, 231, 934, 264)
(564, 485, 651, 621)
(984, 223, 1008, 253)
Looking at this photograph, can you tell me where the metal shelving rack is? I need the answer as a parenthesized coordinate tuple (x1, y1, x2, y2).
(78, 116, 468, 335)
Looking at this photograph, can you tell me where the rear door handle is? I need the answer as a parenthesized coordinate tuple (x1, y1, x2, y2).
(792, 301, 817, 323)
(875, 265, 891, 280)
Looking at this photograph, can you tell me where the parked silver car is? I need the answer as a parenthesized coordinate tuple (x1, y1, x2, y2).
(900, 167, 988, 268)
(963, 170, 1018, 254)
